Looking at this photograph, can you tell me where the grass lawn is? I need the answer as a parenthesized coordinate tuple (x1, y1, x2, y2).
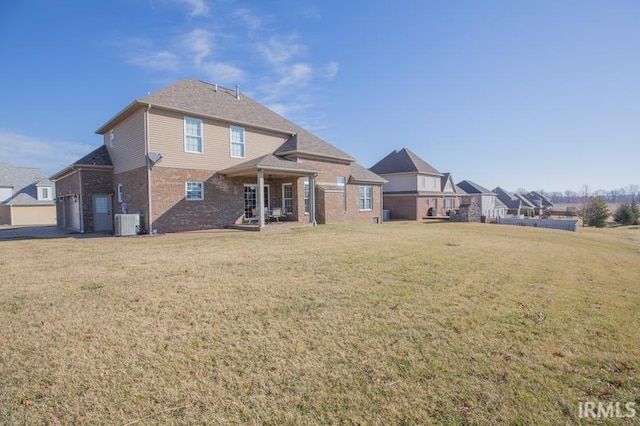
(1, 222, 639, 424)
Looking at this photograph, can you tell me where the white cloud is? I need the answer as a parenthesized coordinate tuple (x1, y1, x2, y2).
(201, 62, 245, 84)
(257, 35, 306, 65)
(182, 28, 213, 66)
(234, 8, 263, 33)
(177, 0, 209, 17)
(276, 63, 313, 87)
(127, 50, 180, 72)
(323, 61, 339, 80)
(0, 130, 95, 176)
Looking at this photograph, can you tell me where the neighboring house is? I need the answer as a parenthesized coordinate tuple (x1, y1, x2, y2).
(0, 162, 56, 226)
(493, 187, 535, 217)
(369, 148, 465, 220)
(456, 180, 505, 219)
(520, 191, 554, 215)
(52, 78, 386, 233)
(50, 147, 114, 233)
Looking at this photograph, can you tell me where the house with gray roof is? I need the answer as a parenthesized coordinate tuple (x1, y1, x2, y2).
(0, 162, 56, 225)
(456, 180, 505, 219)
(493, 187, 535, 217)
(52, 78, 386, 233)
(369, 148, 465, 220)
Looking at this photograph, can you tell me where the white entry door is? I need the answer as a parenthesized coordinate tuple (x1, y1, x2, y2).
(93, 195, 113, 232)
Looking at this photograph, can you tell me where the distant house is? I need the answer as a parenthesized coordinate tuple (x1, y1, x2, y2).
(493, 187, 535, 217)
(456, 180, 505, 219)
(0, 162, 56, 226)
(520, 191, 554, 215)
(52, 78, 386, 233)
(369, 148, 465, 220)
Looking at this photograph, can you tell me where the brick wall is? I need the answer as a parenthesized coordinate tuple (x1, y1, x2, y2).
(150, 167, 246, 233)
(54, 172, 80, 227)
(113, 166, 149, 229)
(382, 195, 419, 220)
(81, 169, 115, 232)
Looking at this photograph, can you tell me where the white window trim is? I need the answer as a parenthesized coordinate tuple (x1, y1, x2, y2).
(117, 184, 123, 203)
(358, 185, 373, 211)
(38, 186, 53, 201)
(303, 177, 310, 214)
(185, 181, 204, 201)
(109, 130, 115, 148)
(184, 117, 203, 154)
(282, 183, 293, 215)
(230, 126, 246, 158)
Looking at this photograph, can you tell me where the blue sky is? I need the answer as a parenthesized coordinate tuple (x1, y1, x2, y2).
(1, 0, 638, 193)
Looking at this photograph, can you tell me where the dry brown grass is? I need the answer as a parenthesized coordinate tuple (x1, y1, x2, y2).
(1, 222, 639, 424)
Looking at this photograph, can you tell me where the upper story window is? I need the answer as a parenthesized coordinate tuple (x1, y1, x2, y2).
(186, 182, 204, 201)
(184, 117, 203, 153)
(109, 131, 115, 148)
(38, 186, 53, 201)
(230, 126, 245, 158)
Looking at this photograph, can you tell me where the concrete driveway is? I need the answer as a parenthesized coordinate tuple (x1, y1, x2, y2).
(0, 225, 92, 240)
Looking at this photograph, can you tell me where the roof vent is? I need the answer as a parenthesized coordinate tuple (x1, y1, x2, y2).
(214, 84, 218, 92)
(235, 85, 240, 100)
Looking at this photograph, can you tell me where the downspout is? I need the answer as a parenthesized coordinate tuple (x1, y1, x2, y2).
(144, 104, 153, 233)
(78, 170, 84, 233)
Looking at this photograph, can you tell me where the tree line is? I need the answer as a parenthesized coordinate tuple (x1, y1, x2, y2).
(516, 184, 640, 204)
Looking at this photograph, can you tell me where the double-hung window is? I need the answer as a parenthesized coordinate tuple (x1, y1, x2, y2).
(304, 177, 310, 214)
(230, 126, 245, 158)
(358, 185, 373, 211)
(186, 182, 204, 201)
(38, 187, 53, 201)
(337, 176, 346, 212)
(282, 183, 293, 214)
(184, 117, 203, 153)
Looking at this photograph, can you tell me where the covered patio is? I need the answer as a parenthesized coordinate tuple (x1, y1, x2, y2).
(221, 154, 321, 229)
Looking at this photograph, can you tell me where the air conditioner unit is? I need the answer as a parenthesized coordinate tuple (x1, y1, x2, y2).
(114, 214, 140, 236)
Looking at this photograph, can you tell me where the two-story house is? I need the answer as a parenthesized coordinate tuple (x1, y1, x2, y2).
(369, 148, 465, 220)
(52, 78, 385, 233)
(456, 180, 506, 219)
(0, 162, 56, 226)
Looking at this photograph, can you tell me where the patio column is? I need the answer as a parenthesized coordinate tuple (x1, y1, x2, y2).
(258, 169, 265, 228)
(309, 174, 317, 226)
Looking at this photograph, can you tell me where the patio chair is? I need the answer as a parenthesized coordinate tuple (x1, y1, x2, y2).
(270, 207, 283, 223)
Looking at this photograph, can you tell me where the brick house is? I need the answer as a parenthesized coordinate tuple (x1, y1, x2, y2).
(369, 148, 465, 220)
(52, 78, 385, 233)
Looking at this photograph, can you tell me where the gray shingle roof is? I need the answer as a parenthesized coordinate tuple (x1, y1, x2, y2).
(493, 187, 521, 209)
(0, 162, 54, 205)
(74, 145, 113, 167)
(220, 154, 321, 176)
(51, 146, 113, 180)
(98, 78, 354, 162)
(456, 180, 495, 195)
(349, 162, 388, 184)
(369, 148, 442, 175)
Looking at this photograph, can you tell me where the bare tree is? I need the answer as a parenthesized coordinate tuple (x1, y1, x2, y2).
(627, 184, 640, 202)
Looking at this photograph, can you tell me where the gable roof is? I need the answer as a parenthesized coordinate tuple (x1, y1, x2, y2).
(369, 148, 442, 176)
(51, 145, 113, 180)
(493, 186, 521, 209)
(349, 163, 388, 184)
(456, 180, 495, 195)
(96, 78, 354, 162)
(0, 162, 43, 189)
(0, 162, 54, 206)
(220, 154, 321, 177)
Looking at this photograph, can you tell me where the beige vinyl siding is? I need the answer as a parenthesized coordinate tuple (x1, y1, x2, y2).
(104, 108, 146, 174)
(383, 173, 417, 192)
(148, 109, 288, 171)
(9, 205, 57, 225)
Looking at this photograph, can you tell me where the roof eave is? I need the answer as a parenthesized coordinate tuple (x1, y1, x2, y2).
(277, 150, 354, 163)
